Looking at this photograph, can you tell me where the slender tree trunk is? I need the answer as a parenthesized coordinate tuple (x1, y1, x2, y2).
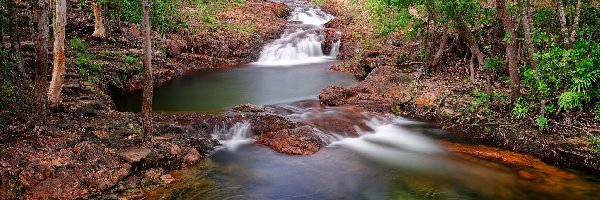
(0, 8, 4, 49)
(7, 0, 24, 77)
(557, 0, 569, 46)
(91, 0, 106, 39)
(496, 0, 521, 101)
(142, 0, 153, 135)
(33, 0, 49, 126)
(569, 0, 582, 47)
(519, 0, 545, 116)
(429, 26, 449, 70)
(48, 0, 66, 105)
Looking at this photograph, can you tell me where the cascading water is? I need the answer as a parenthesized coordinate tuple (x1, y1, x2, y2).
(211, 121, 254, 151)
(254, 1, 338, 65)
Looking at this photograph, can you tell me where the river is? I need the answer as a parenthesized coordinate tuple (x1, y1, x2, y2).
(117, 1, 600, 199)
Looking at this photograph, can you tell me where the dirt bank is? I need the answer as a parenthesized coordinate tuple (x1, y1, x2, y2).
(318, 0, 600, 175)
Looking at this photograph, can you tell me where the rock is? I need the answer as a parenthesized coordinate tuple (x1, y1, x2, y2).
(415, 92, 438, 108)
(256, 126, 326, 155)
(166, 38, 188, 58)
(160, 174, 175, 185)
(319, 85, 355, 106)
(183, 148, 201, 165)
(116, 147, 151, 163)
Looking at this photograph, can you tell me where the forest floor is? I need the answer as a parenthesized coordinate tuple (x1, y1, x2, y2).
(318, 0, 600, 175)
(0, 0, 291, 199)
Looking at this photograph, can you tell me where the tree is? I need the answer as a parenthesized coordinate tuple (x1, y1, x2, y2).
(48, 0, 66, 105)
(91, 0, 107, 39)
(518, 0, 544, 115)
(142, 0, 153, 135)
(33, 0, 49, 126)
(7, 0, 24, 77)
(557, 0, 569, 46)
(569, 0, 582, 48)
(496, 0, 521, 101)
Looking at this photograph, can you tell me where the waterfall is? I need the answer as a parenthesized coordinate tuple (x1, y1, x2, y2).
(255, 3, 336, 66)
(212, 121, 254, 151)
(329, 40, 340, 57)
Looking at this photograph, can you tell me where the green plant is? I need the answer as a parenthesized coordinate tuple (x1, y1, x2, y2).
(68, 37, 86, 51)
(595, 103, 600, 121)
(535, 115, 548, 129)
(588, 136, 600, 152)
(511, 98, 531, 119)
(0, 82, 16, 109)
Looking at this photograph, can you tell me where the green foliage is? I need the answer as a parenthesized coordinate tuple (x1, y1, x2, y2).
(68, 37, 86, 51)
(107, 0, 186, 34)
(314, 0, 327, 6)
(535, 115, 548, 129)
(523, 39, 600, 113)
(589, 136, 600, 152)
(511, 98, 531, 119)
(69, 37, 104, 85)
(0, 81, 16, 110)
(596, 102, 600, 121)
(483, 56, 504, 71)
(466, 89, 509, 115)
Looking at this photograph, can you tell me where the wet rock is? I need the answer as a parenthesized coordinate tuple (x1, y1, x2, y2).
(183, 148, 201, 165)
(256, 126, 326, 155)
(319, 85, 356, 106)
(116, 147, 151, 163)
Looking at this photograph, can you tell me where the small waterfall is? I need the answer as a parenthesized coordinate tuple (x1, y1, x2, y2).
(212, 121, 254, 151)
(329, 40, 340, 57)
(255, 3, 336, 66)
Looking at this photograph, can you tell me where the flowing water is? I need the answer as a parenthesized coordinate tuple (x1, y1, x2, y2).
(118, 1, 600, 199)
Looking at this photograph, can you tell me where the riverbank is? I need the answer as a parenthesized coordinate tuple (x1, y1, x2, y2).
(317, 0, 600, 174)
(0, 0, 290, 198)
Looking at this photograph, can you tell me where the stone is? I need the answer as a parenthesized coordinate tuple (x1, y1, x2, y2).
(116, 147, 151, 163)
(183, 148, 201, 164)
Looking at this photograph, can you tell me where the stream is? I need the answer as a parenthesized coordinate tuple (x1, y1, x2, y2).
(116, 1, 600, 199)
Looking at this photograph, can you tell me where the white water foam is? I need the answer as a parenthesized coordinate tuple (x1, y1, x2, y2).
(254, 5, 338, 66)
(212, 121, 254, 151)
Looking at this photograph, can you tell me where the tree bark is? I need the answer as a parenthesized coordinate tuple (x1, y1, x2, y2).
(91, 1, 106, 40)
(142, 0, 153, 135)
(519, 0, 545, 115)
(557, 0, 569, 46)
(7, 0, 25, 77)
(0, 8, 4, 49)
(496, 0, 521, 101)
(33, 0, 49, 126)
(569, 0, 582, 47)
(429, 26, 449, 70)
(48, 0, 66, 105)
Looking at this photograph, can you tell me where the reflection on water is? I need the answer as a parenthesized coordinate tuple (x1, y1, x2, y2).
(114, 61, 356, 112)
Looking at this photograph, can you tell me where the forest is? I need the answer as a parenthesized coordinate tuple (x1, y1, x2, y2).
(0, 0, 599, 199)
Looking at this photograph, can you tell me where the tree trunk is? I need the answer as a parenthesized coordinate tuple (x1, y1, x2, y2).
(569, 0, 582, 47)
(496, 0, 521, 101)
(557, 0, 569, 46)
(142, 0, 153, 135)
(0, 8, 4, 49)
(48, 0, 66, 105)
(519, 0, 544, 115)
(33, 0, 49, 126)
(91, 1, 106, 40)
(429, 26, 449, 70)
(7, 0, 25, 77)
